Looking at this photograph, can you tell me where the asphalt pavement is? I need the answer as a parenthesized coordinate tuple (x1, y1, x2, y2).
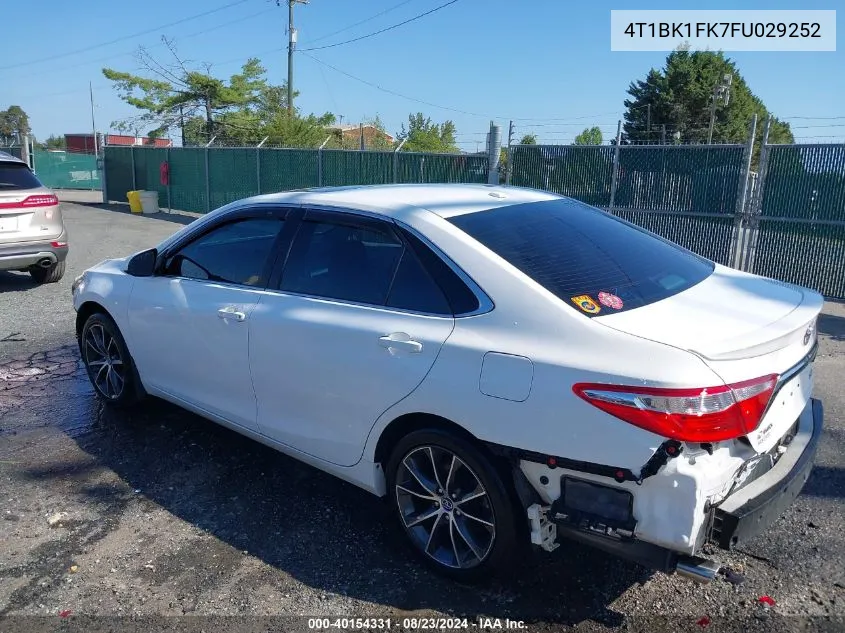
(0, 193, 843, 633)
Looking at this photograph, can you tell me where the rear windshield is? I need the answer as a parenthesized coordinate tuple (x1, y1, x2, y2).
(0, 162, 42, 190)
(448, 198, 714, 317)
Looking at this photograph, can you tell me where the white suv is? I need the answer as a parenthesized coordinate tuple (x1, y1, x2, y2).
(0, 151, 67, 283)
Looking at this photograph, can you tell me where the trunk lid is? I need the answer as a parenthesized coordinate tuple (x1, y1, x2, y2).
(596, 264, 822, 452)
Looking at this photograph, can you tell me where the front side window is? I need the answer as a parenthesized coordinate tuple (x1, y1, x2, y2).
(163, 217, 284, 286)
(448, 199, 714, 316)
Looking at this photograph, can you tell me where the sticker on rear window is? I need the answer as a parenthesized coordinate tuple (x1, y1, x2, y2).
(598, 291, 623, 310)
(571, 295, 601, 314)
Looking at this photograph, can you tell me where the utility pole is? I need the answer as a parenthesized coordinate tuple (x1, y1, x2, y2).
(505, 120, 514, 185)
(179, 105, 185, 147)
(708, 73, 733, 144)
(89, 81, 98, 158)
(646, 103, 651, 136)
(283, 0, 308, 117)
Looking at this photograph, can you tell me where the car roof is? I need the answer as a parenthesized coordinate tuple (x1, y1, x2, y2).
(0, 151, 26, 165)
(239, 183, 562, 220)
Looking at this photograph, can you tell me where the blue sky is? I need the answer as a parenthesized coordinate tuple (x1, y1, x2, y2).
(2, 0, 842, 151)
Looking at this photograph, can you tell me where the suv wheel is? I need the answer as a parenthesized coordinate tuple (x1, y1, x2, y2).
(386, 428, 518, 581)
(29, 261, 65, 283)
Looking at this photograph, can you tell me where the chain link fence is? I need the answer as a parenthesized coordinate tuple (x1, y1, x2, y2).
(104, 146, 489, 214)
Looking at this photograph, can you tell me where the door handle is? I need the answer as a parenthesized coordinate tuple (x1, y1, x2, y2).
(379, 334, 423, 353)
(217, 306, 247, 322)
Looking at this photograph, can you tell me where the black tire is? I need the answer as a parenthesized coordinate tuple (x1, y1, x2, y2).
(79, 312, 143, 407)
(29, 260, 65, 283)
(385, 428, 518, 582)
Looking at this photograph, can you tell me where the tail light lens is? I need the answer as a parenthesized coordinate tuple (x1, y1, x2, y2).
(22, 194, 59, 207)
(572, 374, 779, 443)
(0, 194, 59, 209)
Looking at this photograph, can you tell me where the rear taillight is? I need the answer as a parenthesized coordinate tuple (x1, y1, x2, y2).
(0, 194, 59, 209)
(22, 194, 59, 207)
(573, 374, 779, 443)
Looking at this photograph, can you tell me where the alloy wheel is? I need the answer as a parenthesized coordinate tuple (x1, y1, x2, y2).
(395, 445, 496, 569)
(83, 323, 125, 399)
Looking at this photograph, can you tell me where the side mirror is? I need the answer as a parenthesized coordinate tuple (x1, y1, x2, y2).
(126, 248, 158, 277)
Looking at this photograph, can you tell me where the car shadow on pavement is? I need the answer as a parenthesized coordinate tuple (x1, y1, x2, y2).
(47, 393, 648, 626)
(0, 271, 39, 293)
(818, 312, 845, 343)
(72, 201, 200, 227)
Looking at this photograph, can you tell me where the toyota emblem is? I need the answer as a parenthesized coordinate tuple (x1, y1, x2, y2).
(804, 324, 815, 346)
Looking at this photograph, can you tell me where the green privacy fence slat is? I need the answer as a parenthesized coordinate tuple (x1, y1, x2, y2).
(169, 148, 207, 213)
(208, 148, 258, 209)
(511, 145, 614, 207)
(749, 144, 845, 300)
(33, 150, 101, 190)
(321, 150, 393, 186)
(397, 152, 488, 184)
(749, 219, 845, 300)
(104, 147, 133, 201)
(612, 210, 737, 266)
(760, 145, 845, 222)
(104, 147, 490, 212)
(615, 146, 745, 214)
(259, 149, 319, 193)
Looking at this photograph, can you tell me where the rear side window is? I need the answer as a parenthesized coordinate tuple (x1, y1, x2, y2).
(0, 162, 42, 190)
(448, 199, 714, 316)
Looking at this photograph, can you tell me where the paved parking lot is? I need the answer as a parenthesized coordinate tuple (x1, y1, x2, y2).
(1, 193, 844, 632)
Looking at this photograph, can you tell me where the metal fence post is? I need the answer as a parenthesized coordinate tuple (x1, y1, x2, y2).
(100, 148, 108, 204)
(740, 117, 772, 273)
(318, 136, 330, 186)
(730, 114, 757, 269)
(256, 136, 268, 195)
(166, 146, 172, 212)
(608, 121, 623, 212)
(130, 146, 137, 191)
(204, 147, 211, 213)
(419, 156, 425, 183)
(393, 139, 407, 183)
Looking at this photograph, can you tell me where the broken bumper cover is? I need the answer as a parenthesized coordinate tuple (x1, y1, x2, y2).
(708, 397, 823, 550)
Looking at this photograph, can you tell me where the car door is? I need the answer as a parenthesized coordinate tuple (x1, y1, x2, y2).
(249, 209, 456, 467)
(127, 208, 289, 432)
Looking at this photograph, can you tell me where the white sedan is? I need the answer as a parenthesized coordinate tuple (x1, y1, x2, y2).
(72, 184, 823, 582)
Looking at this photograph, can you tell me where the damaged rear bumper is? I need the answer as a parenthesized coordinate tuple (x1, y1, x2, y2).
(518, 397, 823, 579)
(707, 397, 823, 549)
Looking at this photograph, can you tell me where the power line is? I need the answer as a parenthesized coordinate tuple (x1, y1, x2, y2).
(2, 7, 276, 82)
(301, 52, 630, 125)
(0, 0, 251, 72)
(782, 115, 845, 120)
(304, 0, 416, 45)
(299, 0, 461, 52)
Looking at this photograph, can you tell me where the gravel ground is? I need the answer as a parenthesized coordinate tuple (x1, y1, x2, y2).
(0, 193, 844, 633)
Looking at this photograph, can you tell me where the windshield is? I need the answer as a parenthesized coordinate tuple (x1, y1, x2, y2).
(448, 198, 715, 317)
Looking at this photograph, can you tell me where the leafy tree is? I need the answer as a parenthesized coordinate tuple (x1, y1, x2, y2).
(519, 134, 537, 145)
(0, 105, 31, 142)
(622, 49, 792, 163)
(42, 134, 66, 150)
(573, 127, 603, 145)
(104, 42, 269, 141)
(396, 113, 458, 153)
